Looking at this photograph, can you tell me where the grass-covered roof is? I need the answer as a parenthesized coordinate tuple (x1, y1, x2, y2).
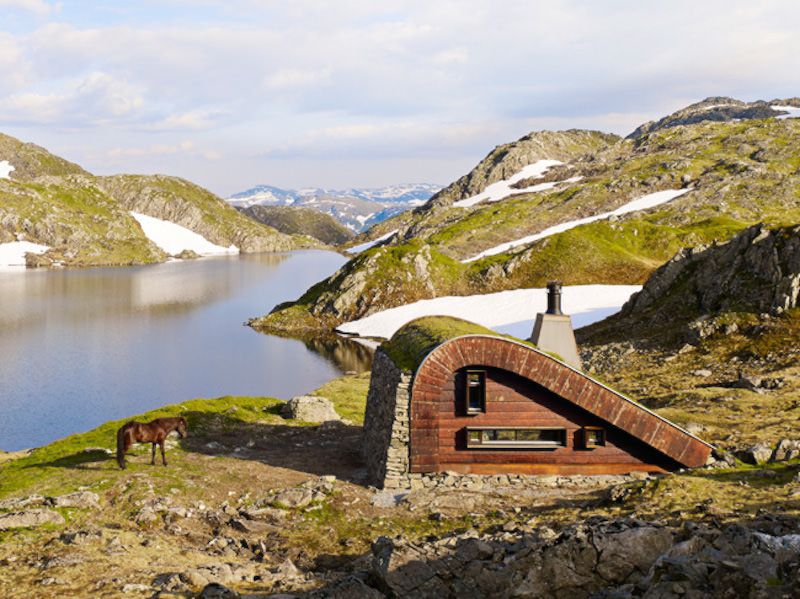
(379, 315, 531, 373)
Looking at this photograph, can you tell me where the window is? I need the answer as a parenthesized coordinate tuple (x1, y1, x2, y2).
(466, 426, 566, 449)
(583, 427, 605, 448)
(465, 369, 486, 414)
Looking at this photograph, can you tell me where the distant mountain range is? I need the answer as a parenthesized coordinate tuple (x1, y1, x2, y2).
(226, 184, 442, 232)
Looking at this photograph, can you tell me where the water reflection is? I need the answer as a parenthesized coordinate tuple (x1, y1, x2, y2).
(0, 251, 374, 451)
(0, 253, 292, 328)
(261, 331, 375, 374)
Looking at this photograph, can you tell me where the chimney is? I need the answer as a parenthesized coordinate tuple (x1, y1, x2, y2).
(528, 280, 582, 370)
(545, 280, 563, 315)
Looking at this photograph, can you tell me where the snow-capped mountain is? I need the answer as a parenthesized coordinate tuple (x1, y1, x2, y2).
(227, 183, 441, 232)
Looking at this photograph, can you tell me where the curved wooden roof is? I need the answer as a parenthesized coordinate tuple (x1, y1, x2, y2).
(408, 330, 713, 470)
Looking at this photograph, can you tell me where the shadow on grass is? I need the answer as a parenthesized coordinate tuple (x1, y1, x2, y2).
(179, 410, 368, 485)
(23, 448, 116, 470)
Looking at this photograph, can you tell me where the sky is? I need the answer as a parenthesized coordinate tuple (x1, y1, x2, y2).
(1, 1, 799, 197)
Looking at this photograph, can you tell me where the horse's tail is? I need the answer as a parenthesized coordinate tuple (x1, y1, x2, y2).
(116, 424, 127, 469)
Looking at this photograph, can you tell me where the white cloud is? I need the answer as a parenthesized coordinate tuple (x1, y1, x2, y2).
(0, 32, 33, 94)
(108, 141, 221, 161)
(265, 67, 331, 89)
(141, 110, 226, 132)
(2, 1, 800, 193)
(0, 71, 143, 125)
(0, 0, 59, 18)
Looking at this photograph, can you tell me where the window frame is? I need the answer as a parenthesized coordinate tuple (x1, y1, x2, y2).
(582, 426, 606, 448)
(464, 369, 486, 415)
(466, 426, 567, 449)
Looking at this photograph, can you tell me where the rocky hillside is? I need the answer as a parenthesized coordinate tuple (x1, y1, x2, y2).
(579, 223, 800, 348)
(238, 204, 354, 246)
(0, 133, 319, 268)
(627, 95, 800, 139)
(253, 97, 800, 334)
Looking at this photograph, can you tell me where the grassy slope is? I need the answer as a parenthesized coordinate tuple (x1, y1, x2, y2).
(95, 175, 315, 253)
(240, 204, 354, 246)
(0, 176, 166, 266)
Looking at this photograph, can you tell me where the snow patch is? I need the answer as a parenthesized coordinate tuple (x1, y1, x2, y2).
(774, 105, 800, 119)
(349, 229, 398, 254)
(454, 159, 563, 208)
(0, 241, 50, 270)
(0, 160, 14, 179)
(131, 212, 238, 256)
(701, 103, 738, 111)
(336, 284, 641, 340)
(464, 188, 693, 262)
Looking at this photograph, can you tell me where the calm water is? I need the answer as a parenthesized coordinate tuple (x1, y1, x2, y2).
(0, 251, 373, 451)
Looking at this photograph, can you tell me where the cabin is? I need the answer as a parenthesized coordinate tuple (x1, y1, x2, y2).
(361, 314, 713, 489)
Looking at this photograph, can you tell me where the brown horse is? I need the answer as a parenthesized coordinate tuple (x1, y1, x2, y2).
(116, 417, 188, 470)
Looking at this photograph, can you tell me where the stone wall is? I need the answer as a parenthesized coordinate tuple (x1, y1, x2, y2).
(361, 349, 414, 488)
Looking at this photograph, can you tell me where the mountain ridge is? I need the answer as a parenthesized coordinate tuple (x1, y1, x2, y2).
(0, 132, 320, 267)
(251, 96, 800, 335)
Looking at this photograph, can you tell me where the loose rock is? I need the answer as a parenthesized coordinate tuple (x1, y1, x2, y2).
(281, 396, 340, 423)
(0, 509, 65, 530)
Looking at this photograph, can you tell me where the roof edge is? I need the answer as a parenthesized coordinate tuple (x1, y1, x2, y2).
(412, 334, 715, 455)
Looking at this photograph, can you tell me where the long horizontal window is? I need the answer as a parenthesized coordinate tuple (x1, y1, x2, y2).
(466, 426, 566, 449)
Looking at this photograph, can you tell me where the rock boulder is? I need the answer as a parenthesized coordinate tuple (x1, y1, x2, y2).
(281, 396, 340, 423)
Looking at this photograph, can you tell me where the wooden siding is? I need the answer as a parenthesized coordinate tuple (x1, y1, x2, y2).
(408, 336, 713, 476)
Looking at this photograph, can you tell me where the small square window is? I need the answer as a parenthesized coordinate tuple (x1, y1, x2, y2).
(583, 427, 605, 448)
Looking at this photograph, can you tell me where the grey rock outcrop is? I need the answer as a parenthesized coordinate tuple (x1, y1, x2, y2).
(422, 129, 620, 210)
(365, 518, 674, 599)
(46, 491, 101, 510)
(280, 395, 340, 423)
(736, 442, 773, 465)
(302, 516, 800, 599)
(197, 582, 240, 599)
(627, 96, 793, 139)
(614, 223, 800, 331)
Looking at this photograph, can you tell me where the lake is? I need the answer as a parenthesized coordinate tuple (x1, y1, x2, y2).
(0, 251, 374, 452)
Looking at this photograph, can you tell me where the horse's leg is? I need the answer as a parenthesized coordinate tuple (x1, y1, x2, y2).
(116, 428, 127, 470)
(160, 440, 167, 466)
(151, 442, 157, 465)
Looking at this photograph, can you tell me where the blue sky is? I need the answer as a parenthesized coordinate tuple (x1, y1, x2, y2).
(1, 0, 799, 196)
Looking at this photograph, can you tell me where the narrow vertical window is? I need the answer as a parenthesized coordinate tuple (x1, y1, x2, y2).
(466, 369, 486, 414)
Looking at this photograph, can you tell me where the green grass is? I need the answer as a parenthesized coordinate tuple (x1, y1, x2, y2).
(381, 315, 505, 372)
(0, 395, 284, 498)
(310, 373, 371, 424)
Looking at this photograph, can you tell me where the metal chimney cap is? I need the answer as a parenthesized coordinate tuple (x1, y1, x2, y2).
(545, 280, 563, 315)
